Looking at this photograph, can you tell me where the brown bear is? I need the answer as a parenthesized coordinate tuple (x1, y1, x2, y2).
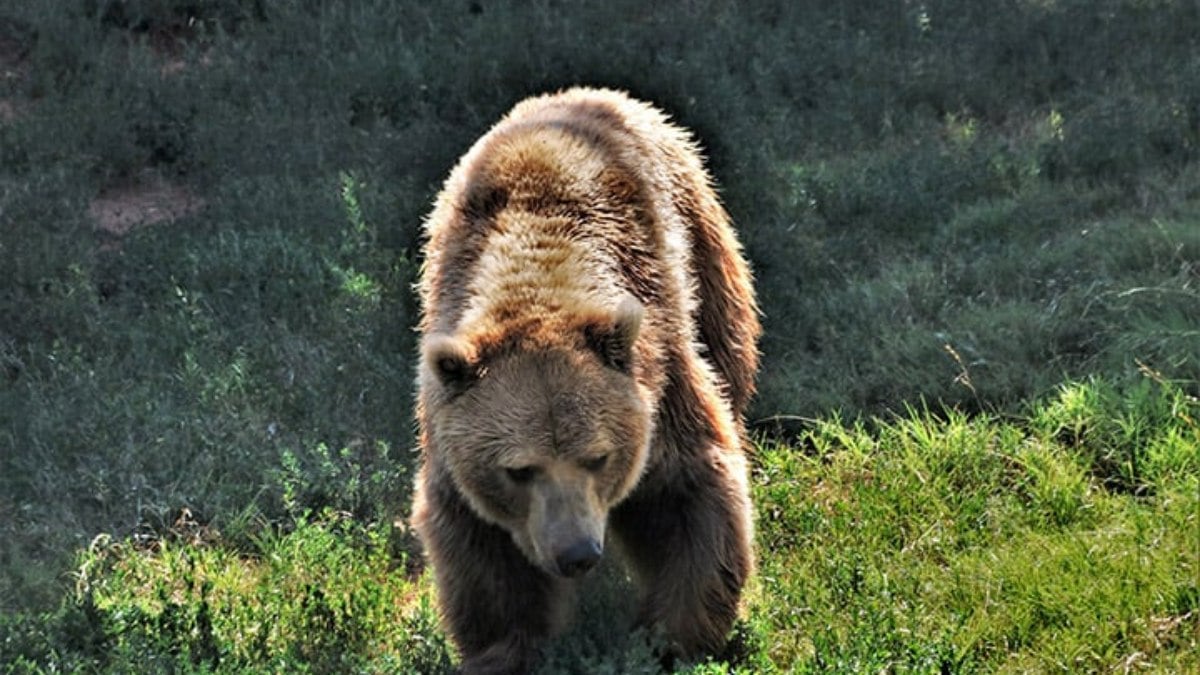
(411, 87, 760, 674)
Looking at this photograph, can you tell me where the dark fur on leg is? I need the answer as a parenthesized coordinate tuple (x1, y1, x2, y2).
(610, 447, 753, 659)
(413, 468, 560, 674)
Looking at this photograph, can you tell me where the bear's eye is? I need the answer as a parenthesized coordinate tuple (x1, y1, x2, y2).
(582, 455, 608, 472)
(505, 466, 540, 484)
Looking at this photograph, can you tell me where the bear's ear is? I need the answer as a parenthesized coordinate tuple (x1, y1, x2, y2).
(423, 334, 481, 395)
(585, 295, 643, 374)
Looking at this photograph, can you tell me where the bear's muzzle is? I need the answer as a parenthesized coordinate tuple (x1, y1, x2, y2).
(555, 537, 603, 577)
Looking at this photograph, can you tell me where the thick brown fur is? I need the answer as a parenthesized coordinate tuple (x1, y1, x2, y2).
(411, 87, 761, 674)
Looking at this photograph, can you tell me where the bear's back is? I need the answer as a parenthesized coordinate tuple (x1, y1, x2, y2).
(419, 87, 759, 416)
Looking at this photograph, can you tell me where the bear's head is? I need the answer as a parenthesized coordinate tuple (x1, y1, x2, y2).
(420, 297, 651, 578)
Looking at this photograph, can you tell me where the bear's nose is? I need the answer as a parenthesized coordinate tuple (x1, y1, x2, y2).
(555, 538, 602, 577)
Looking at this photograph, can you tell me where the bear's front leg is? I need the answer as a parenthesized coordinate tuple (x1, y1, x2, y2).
(610, 446, 754, 660)
(412, 470, 565, 675)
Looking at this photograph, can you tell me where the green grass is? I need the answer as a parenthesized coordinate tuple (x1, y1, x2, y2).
(751, 376, 1198, 673)
(1, 509, 453, 674)
(2, 378, 1195, 673)
(1, 0, 1198, 671)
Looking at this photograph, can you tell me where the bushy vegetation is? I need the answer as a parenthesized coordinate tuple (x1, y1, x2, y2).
(1, 0, 1197, 671)
(1, 509, 454, 673)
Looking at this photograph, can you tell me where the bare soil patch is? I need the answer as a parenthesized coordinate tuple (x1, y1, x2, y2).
(89, 172, 204, 241)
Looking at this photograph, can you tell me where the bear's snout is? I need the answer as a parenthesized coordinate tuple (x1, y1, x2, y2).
(554, 538, 603, 577)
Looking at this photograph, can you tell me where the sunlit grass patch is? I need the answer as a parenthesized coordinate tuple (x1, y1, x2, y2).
(941, 487, 1197, 672)
(1030, 374, 1200, 492)
(749, 377, 1199, 673)
(50, 511, 453, 673)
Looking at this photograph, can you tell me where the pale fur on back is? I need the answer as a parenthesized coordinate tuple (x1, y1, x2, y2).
(456, 130, 628, 335)
(424, 96, 673, 318)
(419, 87, 759, 417)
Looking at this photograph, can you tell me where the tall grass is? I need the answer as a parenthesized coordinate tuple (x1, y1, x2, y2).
(750, 375, 1199, 673)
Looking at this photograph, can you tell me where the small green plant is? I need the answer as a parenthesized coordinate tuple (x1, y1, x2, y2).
(273, 439, 407, 521)
(1030, 374, 1200, 493)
